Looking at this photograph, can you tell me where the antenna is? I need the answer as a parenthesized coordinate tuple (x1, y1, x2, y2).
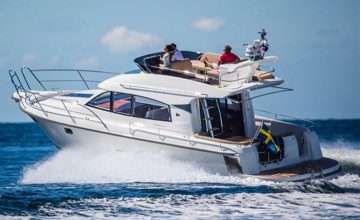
(260, 10, 265, 30)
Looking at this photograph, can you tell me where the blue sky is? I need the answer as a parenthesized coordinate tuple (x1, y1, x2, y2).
(0, 0, 359, 122)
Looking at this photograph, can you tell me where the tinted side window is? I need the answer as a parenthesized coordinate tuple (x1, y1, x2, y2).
(173, 104, 192, 113)
(87, 92, 111, 110)
(113, 93, 132, 115)
(133, 96, 171, 121)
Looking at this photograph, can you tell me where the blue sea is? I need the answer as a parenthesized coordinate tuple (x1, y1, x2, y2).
(0, 120, 359, 219)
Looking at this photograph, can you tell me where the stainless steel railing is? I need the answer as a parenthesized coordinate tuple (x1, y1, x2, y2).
(9, 68, 119, 130)
(254, 108, 315, 129)
(20, 67, 119, 91)
(120, 83, 208, 97)
(128, 122, 242, 156)
(142, 63, 251, 88)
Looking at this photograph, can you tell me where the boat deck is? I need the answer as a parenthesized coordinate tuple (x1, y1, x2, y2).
(255, 157, 341, 179)
(193, 134, 252, 145)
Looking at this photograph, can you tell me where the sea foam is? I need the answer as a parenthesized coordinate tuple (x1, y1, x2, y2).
(21, 143, 360, 186)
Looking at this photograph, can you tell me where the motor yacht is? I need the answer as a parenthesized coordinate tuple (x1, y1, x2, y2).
(9, 31, 341, 182)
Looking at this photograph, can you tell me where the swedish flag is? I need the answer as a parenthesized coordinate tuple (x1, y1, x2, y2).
(256, 123, 281, 154)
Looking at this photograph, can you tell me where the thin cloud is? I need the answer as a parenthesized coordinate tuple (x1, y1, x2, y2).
(101, 26, 160, 52)
(0, 57, 7, 67)
(75, 57, 98, 69)
(22, 53, 37, 63)
(48, 56, 59, 66)
(191, 17, 225, 32)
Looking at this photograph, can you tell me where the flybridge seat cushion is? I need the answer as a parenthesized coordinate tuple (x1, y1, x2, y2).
(199, 53, 247, 64)
(199, 53, 221, 63)
(170, 58, 193, 72)
(192, 52, 247, 73)
(191, 53, 221, 72)
(191, 60, 208, 72)
(252, 70, 275, 81)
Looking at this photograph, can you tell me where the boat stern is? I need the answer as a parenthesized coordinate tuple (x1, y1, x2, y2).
(236, 120, 342, 182)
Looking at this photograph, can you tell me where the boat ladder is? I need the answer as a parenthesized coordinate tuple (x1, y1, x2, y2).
(200, 98, 223, 138)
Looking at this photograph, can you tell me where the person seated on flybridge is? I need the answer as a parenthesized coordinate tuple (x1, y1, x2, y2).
(170, 43, 184, 60)
(160, 43, 184, 68)
(204, 45, 240, 69)
(160, 44, 176, 68)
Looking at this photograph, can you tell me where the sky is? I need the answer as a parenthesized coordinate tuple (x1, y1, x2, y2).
(0, 0, 359, 122)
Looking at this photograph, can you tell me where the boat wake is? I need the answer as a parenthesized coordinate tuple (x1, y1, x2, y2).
(21, 146, 223, 184)
(21, 143, 360, 191)
(12, 142, 360, 218)
(321, 142, 360, 175)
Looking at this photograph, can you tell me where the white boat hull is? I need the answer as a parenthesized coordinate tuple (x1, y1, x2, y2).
(34, 116, 230, 175)
(33, 115, 341, 182)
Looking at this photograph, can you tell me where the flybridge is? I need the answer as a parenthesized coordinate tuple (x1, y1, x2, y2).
(133, 51, 282, 89)
(133, 29, 279, 90)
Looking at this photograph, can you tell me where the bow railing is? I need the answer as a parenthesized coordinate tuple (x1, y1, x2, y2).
(20, 67, 119, 91)
(9, 68, 121, 130)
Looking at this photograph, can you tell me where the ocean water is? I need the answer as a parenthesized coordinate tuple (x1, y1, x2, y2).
(0, 120, 359, 219)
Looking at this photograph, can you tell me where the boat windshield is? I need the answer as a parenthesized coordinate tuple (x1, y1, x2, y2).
(134, 51, 202, 68)
(134, 51, 205, 81)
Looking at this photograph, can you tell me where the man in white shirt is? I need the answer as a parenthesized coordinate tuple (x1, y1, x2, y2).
(171, 43, 184, 60)
(160, 44, 176, 68)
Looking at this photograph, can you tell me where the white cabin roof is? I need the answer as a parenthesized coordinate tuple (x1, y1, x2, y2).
(98, 73, 283, 105)
(98, 73, 229, 104)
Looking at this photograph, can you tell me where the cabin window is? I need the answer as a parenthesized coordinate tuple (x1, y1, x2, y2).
(173, 104, 192, 113)
(133, 95, 171, 121)
(87, 92, 111, 111)
(113, 92, 132, 115)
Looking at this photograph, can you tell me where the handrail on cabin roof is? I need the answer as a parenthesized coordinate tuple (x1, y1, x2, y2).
(20, 67, 121, 91)
(120, 83, 208, 97)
